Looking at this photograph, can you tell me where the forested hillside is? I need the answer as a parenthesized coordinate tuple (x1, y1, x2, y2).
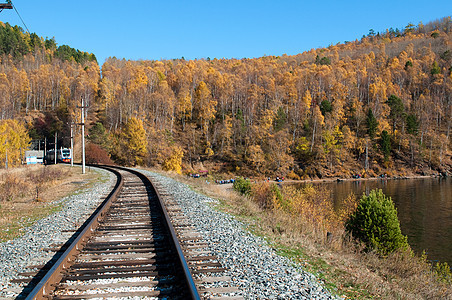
(1, 18, 451, 178)
(0, 22, 98, 166)
(98, 17, 452, 177)
(0, 22, 98, 118)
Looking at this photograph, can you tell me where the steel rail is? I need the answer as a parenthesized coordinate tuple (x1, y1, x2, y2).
(24, 166, 124, 300)
(113, 166, 201, 300)
(24, 165, 200, 299)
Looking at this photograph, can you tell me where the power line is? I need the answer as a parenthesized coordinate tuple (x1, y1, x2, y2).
(3, 0, 31, 34)
(12, 1, 30, 34)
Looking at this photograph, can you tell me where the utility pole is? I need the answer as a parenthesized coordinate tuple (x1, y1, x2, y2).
(54, 132, 57, 164)
(70, 123, 74, 167)
(80, 97, 86, 174)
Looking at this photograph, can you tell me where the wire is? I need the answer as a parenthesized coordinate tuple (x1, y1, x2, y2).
(11, 0, 30, 34)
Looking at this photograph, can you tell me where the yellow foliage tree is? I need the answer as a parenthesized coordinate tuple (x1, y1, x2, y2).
(0, 119, 31, 168)
(322, 126, 343, 170)
(120, 117, 147, 166)
(219, 115, 233, 155)
(256, 109, 275, 141)
(247, 144, 265, 173)
(311, 105, 325, 152)
(204, 141, 214, 157)
(194, 81, 216, 132)
(266, 129, 294, 174)
(302, 90, 312, 118)
(176, 88, 192, 129)
(162, 146, 184, 174)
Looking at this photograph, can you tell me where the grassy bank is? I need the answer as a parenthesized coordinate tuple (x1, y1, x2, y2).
(152, 168, 451, 299)
(0, 165, 100, 242)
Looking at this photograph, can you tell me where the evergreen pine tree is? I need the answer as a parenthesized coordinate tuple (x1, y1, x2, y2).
(366, 108, 378, 139)
(346, 189, 409, 255)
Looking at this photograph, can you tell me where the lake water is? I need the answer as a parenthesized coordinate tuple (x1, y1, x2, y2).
(291, 177, 452, 265)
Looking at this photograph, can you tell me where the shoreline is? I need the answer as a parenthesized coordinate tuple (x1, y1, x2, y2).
(281, 174, 439, 185)
(212, 174, 446, 190)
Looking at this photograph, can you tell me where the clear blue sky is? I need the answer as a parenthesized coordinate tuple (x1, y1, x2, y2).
(1, 1, 451, 65)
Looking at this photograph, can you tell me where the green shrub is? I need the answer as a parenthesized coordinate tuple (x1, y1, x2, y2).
(345, 189, 409, 255)
(434, 261, 452, 284)
(233, 177, 251, 196)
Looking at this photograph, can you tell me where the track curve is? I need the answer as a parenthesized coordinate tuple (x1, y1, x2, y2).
(24, 165, 200, 300)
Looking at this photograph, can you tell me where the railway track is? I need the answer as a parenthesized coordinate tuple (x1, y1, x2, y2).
(19, 166, 240, 300)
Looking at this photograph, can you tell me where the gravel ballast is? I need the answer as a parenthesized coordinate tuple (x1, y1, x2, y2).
(0, 166, 338, 299)
(0, 167, 116, 298)
(141, 170, 338, 299)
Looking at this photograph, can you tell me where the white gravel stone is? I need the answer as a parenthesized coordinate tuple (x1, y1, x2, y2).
(140, 170, 340, 299)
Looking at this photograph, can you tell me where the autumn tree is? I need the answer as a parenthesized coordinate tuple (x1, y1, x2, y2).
(322, 126, 343, 170)
(266, 129, 294, 175)
(115, 117, 147, 166)
(162, 146, 184, 174)
(310, 105, 325, 153)
(193, 81, 216, 135)
(247, 144, 266, 174)
(176, 88, 192, 130)
(0, 119, 31, 168)
(295, 137, 312, 163)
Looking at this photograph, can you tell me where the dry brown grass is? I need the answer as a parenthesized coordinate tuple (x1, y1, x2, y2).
(148, 168, 451, 300)
(0, 164, 100, 241)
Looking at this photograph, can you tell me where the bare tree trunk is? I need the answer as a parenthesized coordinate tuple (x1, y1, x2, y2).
(311, 116, 317, 152)
(365, 141, 369, 171)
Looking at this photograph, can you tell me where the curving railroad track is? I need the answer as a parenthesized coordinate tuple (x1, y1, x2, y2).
(20, 166, 239, 300)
